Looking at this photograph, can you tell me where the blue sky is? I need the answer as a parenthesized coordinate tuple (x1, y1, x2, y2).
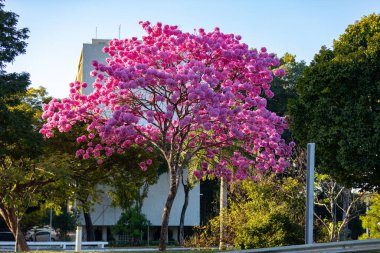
(4, 0, 380, 99)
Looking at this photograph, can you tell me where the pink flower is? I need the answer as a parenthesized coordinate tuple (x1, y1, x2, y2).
(194, 170, 203, 179)
(139, 162, 147, 171)
(273, 68, 286, 77)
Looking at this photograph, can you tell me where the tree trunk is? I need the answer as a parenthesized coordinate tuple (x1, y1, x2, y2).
(341, 188, 351, 241)
(219, 177, 228, 250)
(365, 194, 370, 237)
(330, 198, 336, 242)
(178, 183, 190, 245)
(159, 169, 180, 251)
(83, 208, 95, 241)
(0, 206, 29, 251)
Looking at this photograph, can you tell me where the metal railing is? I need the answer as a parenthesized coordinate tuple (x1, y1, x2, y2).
(228, 239, 380, 253)
(0, 241, 108, 251)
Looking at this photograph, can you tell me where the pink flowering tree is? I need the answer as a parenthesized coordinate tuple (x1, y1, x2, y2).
(40, 21, 293, 251)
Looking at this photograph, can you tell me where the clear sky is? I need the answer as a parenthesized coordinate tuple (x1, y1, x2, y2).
(4, 0, 380, 99)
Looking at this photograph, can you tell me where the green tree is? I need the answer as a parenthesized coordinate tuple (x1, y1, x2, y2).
(0, 5, 36, 250)
(289, 14, 380, 190)
(112, 206, 150, 245)
(268, 53, 306, 117)
(0, 87, 67, 252)
(230, 176, 304, 249)
(360, 193, 380, 239)
(187, 175, 305, 249)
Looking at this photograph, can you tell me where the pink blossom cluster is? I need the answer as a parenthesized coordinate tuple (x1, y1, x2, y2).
(40, 21, 293, 181)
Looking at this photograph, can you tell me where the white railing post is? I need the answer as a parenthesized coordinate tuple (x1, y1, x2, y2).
(75, 226, 82, 252)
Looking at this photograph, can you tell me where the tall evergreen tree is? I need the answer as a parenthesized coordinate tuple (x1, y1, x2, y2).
(289, 14, 380, 190)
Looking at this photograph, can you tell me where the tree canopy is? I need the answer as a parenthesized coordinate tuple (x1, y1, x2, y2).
(267, 53, 306, 117)
(289, 14, 380, 190)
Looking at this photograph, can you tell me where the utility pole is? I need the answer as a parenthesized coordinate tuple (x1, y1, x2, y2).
(305, 143, 315, 244)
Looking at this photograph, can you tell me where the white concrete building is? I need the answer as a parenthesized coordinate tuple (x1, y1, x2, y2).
(75, 39, 201, 242)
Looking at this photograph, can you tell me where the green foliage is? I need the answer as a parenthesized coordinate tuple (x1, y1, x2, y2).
(0, 0, 29, 70)
(112, 206, 150, 242)
(268, 53, 306, 117)
(186, 176, 305, 249)
(183, 222, 219, 249)
(0, 1, 52, 221)
(228, 177, 304, 249)
(0, 0, 35, 160)
(0, 157, 56, 218)
(0, 82, 45, 160)
(289, 14, 380, 190)
(234, 213, 303, 249)
(0, 87, 58, 210)
(43, 207, 76, 240)
(0, 88, 70, 252)
(44, 124, 110, 213)
(360, 194, 380, 239)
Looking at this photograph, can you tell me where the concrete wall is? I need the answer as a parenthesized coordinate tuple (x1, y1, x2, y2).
(78, 173, 200, 226)
(141, 173, 200, 226)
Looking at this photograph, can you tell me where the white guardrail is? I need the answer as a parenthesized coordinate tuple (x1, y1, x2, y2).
(0, 241, 108, 251)
(0, 239, 379, 252)
(229, 239, 380, 253)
